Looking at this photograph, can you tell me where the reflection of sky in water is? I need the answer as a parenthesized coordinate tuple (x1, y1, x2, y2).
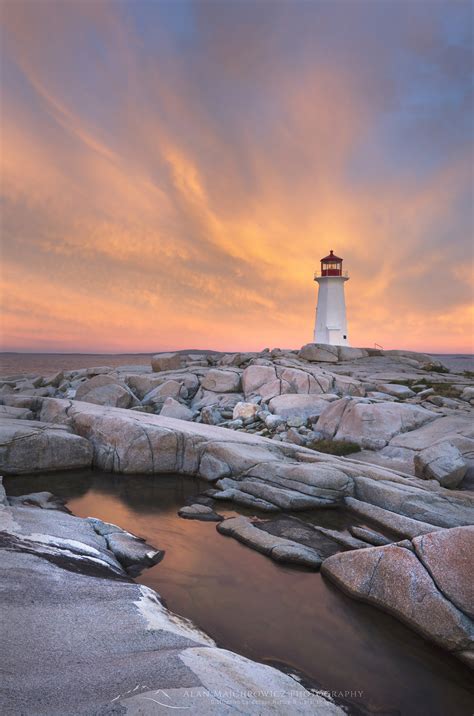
(5, 471, 473, 716)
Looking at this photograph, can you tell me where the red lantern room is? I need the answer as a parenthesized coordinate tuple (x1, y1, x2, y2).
(320, 250, 343, 276)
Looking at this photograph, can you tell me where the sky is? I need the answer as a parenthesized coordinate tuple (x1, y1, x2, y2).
(0, 0, 472, 354)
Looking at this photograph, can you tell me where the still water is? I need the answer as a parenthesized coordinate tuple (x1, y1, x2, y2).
(5, 471, 474, 716)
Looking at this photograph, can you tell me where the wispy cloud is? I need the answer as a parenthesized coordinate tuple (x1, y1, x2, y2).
(1, 0, 472, 352)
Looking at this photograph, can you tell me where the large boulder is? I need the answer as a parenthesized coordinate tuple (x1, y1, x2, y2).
(241, 364, 276, 395)
(200, 369, 241, 393)
(142, 380, 182, 406)
(0, 417, 92, 474)
(298, 344, 339, 362)
(414, 441, 467, 488)
(151, 352, 184, 372)
(322, 528, 474, 665)
(159, 397, 193, 421)
(318, 398, 439, 449)
(413, 527, 474, 619)
(74, 375, 137, 409)
(77, 382, 137, 409)
(268, 394, 332, 419)
(275, 366, 330, 395)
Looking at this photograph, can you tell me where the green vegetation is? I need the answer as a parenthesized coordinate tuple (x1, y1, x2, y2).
(422, 363, 450, 374)
(307, 439, 361, 456)
(417, 380, 461, 398)
(463, 370, 474, 379)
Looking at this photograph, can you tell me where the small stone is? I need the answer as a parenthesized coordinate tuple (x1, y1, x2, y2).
(286, 415, 305, 428)
(178, 504, 223, 521)
(232, 402, 259, 420)
(264, 414, 285, 430)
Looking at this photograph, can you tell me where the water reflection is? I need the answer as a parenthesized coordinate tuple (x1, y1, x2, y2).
(4, 471, 474, 716)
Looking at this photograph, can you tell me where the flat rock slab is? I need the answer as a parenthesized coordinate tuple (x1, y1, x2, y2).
(0, 417, 92, 474)
(322, 529, 474, 666)
(217, 516, 322, 569)
(256, 516, 362, 560)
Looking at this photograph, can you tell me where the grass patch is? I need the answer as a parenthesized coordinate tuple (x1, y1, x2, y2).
(387, 379, 415, 387)
(307, 439, 361, 456)
(422, 364, 450, 374)
(417, 380, 461, 398)
(463, 370, 474, 379)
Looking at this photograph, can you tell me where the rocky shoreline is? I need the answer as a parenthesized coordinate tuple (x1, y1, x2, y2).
(1, 481, 344, 715)
(1, 343, 473, 712)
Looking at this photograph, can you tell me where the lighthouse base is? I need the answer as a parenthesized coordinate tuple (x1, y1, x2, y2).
(314, 327, 350, 347)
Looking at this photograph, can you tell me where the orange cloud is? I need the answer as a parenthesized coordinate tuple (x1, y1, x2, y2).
(1, 0, 472, 354)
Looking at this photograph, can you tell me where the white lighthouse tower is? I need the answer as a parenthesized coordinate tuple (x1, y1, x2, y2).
(313, 250, 350, 346)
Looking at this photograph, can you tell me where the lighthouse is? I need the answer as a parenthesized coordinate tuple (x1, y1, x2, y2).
(313, 250, 350, 346)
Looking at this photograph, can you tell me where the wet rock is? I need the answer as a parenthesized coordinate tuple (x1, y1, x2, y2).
(258, 515, 360, 559)
(322, 530, 474, 664)
(0, 417, 93, 474)
(217, 516, 322, 568)
(414, 441, 467, 488)
(178, 504, 223, 521)
(106, 532, 164, 575)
